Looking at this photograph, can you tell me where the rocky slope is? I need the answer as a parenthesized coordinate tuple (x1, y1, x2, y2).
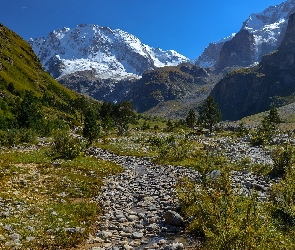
(126, 63, 211, 113)
(196, 0, 295, 72)
(211, 12, 295, 121)
(56, 62, 213, 117)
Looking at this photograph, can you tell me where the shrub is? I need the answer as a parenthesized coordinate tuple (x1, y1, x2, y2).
(7, 129, 21, 146)
(251, 106, 281, 146)
(269, 144, 294, 178)
(41, 119, 69, 136)
(0, 130, 8, 146)
(237, 122, 249, 137)
(271, 166, 295, 228)
(51, 131, 86, 160)
(177, 174, 291, 249)
(0, 129, 37, 146)
(19, 128, 36, 144)
(141, 121, 150, 130)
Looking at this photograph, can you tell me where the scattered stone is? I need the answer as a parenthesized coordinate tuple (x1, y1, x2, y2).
(26, 237, 36, 242)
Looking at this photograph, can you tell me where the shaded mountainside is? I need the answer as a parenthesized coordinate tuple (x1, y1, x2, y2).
(211, 12, 295, 121)
(126, 63, 211, 113)
(0, 23, 81, 121)
(214, 29, 255, 72)
(58, 62, 214, 116)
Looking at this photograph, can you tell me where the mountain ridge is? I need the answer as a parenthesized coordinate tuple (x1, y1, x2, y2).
(196, 0, 295, 71)
(29, 24, 189, 81)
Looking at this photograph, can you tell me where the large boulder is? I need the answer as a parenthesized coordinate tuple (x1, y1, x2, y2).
(164, 210, 184, 227)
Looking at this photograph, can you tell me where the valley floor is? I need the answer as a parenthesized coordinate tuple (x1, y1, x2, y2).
(1, 129, 295, 249)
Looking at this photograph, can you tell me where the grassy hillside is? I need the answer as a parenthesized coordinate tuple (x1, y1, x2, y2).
(0, 23, 96, 131)
(0, 24, 77, 99)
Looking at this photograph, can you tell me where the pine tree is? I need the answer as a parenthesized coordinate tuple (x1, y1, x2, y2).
(269, 105, 281, 124)
(113, 102, 137, 134)
(83, 107, 100, 146)
(197, 96, 221, 133)
(186, 109, 196, 128)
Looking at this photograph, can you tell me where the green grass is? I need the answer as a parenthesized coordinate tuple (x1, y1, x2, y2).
(0, 148, 122, 249)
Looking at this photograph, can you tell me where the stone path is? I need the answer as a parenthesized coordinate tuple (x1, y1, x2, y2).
(85, 143, 272, 250)
(86, 147, 200, 250)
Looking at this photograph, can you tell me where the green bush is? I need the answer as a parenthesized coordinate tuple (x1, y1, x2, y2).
(41, 118, 69, 136)
(271, 166, 295, 228)
(19, 128, 36, 144)
(177, 174, 293, 249)
(237, 122, 249, 137)
(51, 131, 86, 160)
(0, 130, 8, 146)
(0, 129, 36, 146)
(148, 135, 192, 163)
(7, 129, 21, 146)
(269, 144, 294, 178)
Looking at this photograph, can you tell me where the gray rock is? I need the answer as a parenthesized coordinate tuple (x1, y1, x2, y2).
(97, 230, 113, 239)
(164, 242, 184, 250)
(164, 210, 184, 227)
(123, 245, 133, 250)
(209, 169, 221, 179)
(132, 232, 144, 239)
(26, 237, 36, 242)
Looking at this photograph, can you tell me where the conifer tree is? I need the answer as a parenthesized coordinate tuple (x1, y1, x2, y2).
(269, 105, 281, 124)
(186, 109, 196, 128)
(83, 107, 100, 146)
(197, 96, 221, 133)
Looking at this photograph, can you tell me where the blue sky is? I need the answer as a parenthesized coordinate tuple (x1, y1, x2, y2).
(1, 0, 286, 59)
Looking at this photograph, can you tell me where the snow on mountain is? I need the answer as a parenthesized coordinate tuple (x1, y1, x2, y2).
(196, 0, 295, 68)
(29, 24, 189, 80)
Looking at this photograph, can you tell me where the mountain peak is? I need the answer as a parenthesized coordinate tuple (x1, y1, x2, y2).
(196, 0, 295, 70)
(29, 24, 189, 81)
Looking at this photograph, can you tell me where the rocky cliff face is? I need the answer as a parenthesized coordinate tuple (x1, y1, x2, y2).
(196, 0, 295, 72)
(214, 29, 255, 71)
(211, 12, 295, 121)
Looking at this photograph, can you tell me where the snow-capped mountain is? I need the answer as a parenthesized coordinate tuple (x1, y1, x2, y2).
(196, 0, 295, 69)
(29, 24, 189, 80)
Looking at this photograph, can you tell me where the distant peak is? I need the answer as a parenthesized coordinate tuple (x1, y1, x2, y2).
(29, 24, 189, 80)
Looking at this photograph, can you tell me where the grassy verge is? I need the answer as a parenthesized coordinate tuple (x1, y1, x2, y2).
(0, 148, 122, 249)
